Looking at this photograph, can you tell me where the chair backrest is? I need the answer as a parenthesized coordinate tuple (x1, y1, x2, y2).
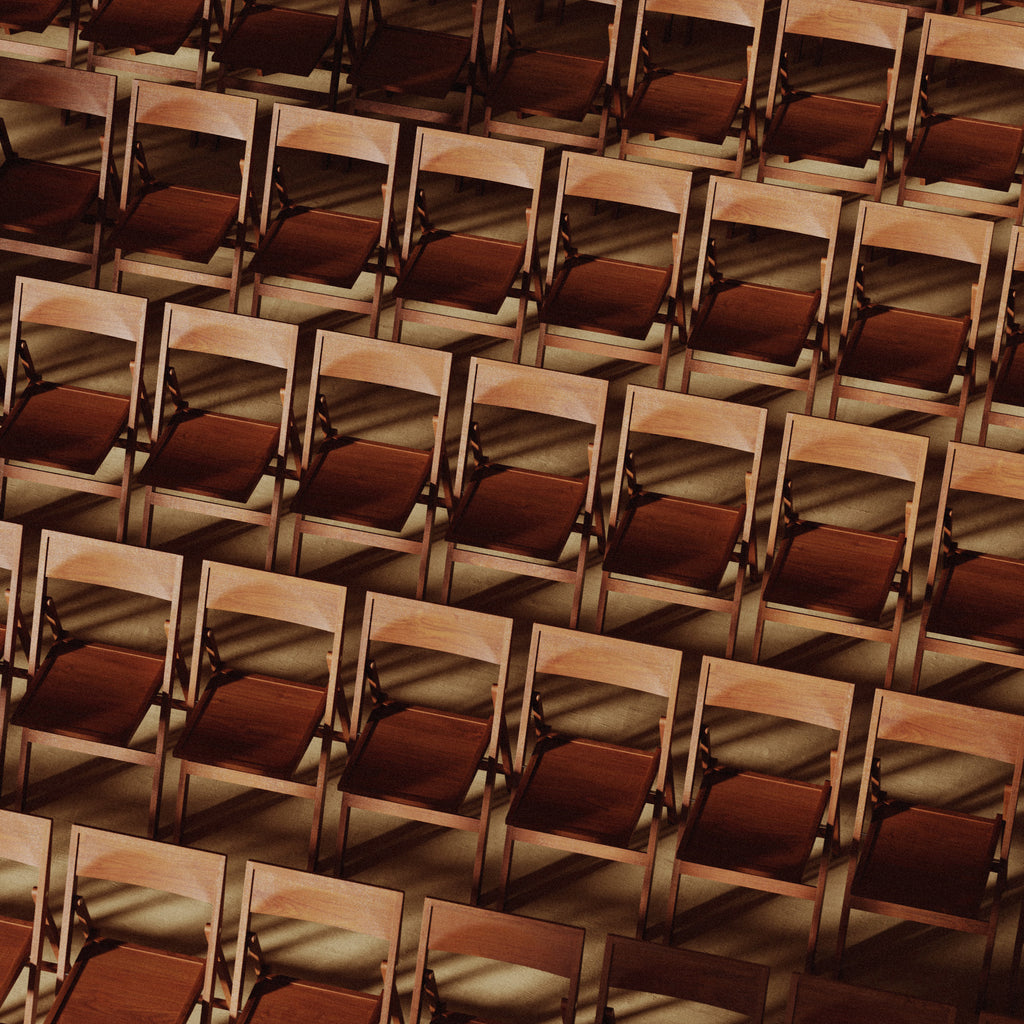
(595, 934, 769, 1023)
(777, 0, 906, 48)
(230, 859, 403, 1024)
(411, 897, 585, 1024)
(785, 973, 957, 1024)
(992, 224, 1024, 371)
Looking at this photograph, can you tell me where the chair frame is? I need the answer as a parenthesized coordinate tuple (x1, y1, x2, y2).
(535, 151, 691, 387)
(0, 0, 80, 66)
(829, 201, 992, 443)
(682, 175, 842, 415)
(0, 521, 25, 801)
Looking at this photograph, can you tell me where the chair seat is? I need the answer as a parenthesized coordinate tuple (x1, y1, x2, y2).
(677, 769, 828, 884)
(0, 159, 100, 239)
(840, 305, 969, 393)
(905, 115, 1024, 193)
(237, 975, 381, 1024)
(624, 71, 745, 143)
(852, 801, 1001, 920)
(927, 551, 1024, 649)
(604, 493, 743, 590)
(12, 641, 165, 747)
(0, 915, 32, 998)
(489, 49, 607, 121)
(340, 704, 491, 813)
(0, 383, 129, 475)
(349, 24, 471, 97)
(690, 280, 820, 367)
(79, 0, 205, 53)
(110, 185, 240, 264)
(139, 410, 279, 503)
(507, 734, 657, 847)
(213, 5, 335, 75)
(541, 257, 672, 340)
(448, 464, 588, 561)
(174, 672, 325, 779)
(53, 939, 206, 1023)
(763, 522, 904, 621)
(992, 333, 1024, 407)
(395, 232, 526, 315)
(249, 209, 382, 289)
(291, 437, 431, 531)
(0, 0, 66, 32)
(764, 93, 886, 166)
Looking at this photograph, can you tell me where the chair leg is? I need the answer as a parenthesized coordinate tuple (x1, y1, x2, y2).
(593, 573, 611, 633)
(14, 733, 31, 812)
(663, 862, 682, 945)
(336, 796, 353, 877)
(139, 487, 156, 549)
(497, 831, 516, 910)
(440, 543, 457, 606)
(173, 765, 191, 844)
(289, 519, 305, 575)
(834, 858, 858, 978)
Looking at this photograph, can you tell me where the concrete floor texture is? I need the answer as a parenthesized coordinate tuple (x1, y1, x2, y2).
(1, 0, 1024, 1021)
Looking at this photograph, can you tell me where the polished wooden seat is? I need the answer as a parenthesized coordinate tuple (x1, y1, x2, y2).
(249, 105, 399, 334)
(785, 974, 957, 1024)
(597, 387, 766, 657)
(758, 0, 906, 200)
(500, 624, 681, 937)
(347, 0, 485, 131)
(230, 861, 403, 1024)
(536, 153, 691, 386)
(138, 304, 299, 571)
(47, 824, 226, 1024)
(667, 656, 854, 969)
(109, 80, 257, 313)
(11, 530, 184, 838)
(682, 176, 841, 414)
(980, 224, 1024, 445)
(442, 358, 606, 628)
(911, 442, 1024, 692)
(619, 0, 764, 176)
(0, 809, 53, 1024)
(898, 13, 1024, 223)
(836, 688, 1024, 1000)
(291, 332, 451, 600)
(173, 561, 346, 871)
(213, 0, 346, 107)
(337, 591, 513, 903)
(411, 898, 585, 1024)
(391, 128, 544, 360)
(0, 277, 148, 543)
(595, 935, 769, 1024)
(829, 202, 992, 442)
(0, 0, 78, 64)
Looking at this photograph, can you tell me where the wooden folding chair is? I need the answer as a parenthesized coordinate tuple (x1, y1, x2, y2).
(391, 128, 544, 361)
(411, 898, 585, 1024)
(290, 332, 451, 600)
(0, 809, 53, 1024)
(337, 591, 513, 904)
(0, 0, 79, 65)
(752, 413, 928, 688)
(347, 0, 486, 132)
(911, 442, 1024, 693)
(0, 276, 148, 542)
(138, 303, 299, 572)
(535, 152, 691, 387)
(484, 0, 624, 154)
(230, 861, 403, 1024)
(0, 521, 25, 801)
(0, 57, 116, 288)
(173, 560, 347, 872)
(499, 624, 681, 938)
(898, 13, 1024, 224)
(785, 974, 957, 1024)
(666, 656, 854, 969)
(109, 80, 257, 313)
(249, 105, 399, 335)
(213, 0, 347, 108)
(829, 201, 992, 443)
(595, 935, 769, 1024)
(980, 224, 1024, 445)
(80, 0, 220, 88)
(682, 176, 841, 414)
(596, 387, 766, 657)
(757, 0, 907, 200)
(618, 0, 765, 177)
(441, 358, 607, 628)
(48, 824, 227, 1024)
(836, 688, 1024, 1001)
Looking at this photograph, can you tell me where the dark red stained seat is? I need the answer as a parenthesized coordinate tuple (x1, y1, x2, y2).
(0, 0, 79, 64)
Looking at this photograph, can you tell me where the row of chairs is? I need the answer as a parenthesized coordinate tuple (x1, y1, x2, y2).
(5, 814, 1007, 1024)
